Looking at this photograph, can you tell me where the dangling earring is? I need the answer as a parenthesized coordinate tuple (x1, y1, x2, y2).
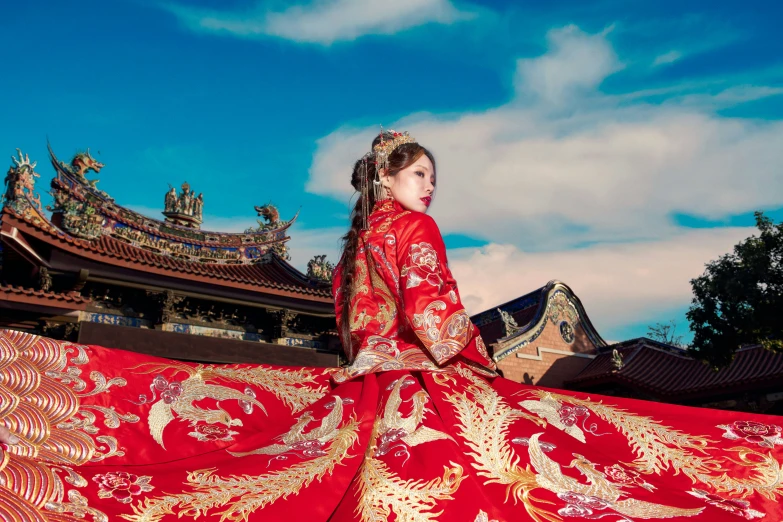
(359, 158, 370, 230)
(372, 166, 385, 202)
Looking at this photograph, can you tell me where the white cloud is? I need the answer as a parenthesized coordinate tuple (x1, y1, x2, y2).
(449, 227, 753, 333)
(669, 85, 783, 108)
(514, 25, 623, 106)
(652, 50, 682, 66)
(303, 25, 783, 334)
(307, 27, 783, 252)
(163, 0, 472, 45)
(286, 224, 345, 271)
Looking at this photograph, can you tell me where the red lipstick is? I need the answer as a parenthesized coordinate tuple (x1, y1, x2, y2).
(421, 196, 432, 207)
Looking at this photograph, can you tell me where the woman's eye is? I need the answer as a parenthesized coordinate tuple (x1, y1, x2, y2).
(415, 171, 425, 177)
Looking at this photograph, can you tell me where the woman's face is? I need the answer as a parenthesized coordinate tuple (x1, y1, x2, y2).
(382, 154, 436, 213)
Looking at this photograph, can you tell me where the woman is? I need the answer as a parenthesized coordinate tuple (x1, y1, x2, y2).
(1, 131, 782, 522)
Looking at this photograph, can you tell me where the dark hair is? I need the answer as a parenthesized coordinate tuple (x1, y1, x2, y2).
(337, 133, 436, 360)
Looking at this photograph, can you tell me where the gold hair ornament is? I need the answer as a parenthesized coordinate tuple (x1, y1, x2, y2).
(359, 129, 416, 229)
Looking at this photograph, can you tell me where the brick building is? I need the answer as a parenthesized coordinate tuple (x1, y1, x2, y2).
(472, 281, 605, 388)
(473, 281, 783, 414)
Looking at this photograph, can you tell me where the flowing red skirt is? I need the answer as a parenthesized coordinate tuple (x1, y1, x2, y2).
(1, 329, 782, 522)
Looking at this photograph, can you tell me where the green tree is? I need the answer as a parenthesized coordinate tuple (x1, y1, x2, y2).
(646, 320, 685, 348)
(687, 212, 783, 368)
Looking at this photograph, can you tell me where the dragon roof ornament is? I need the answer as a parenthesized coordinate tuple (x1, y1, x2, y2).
(2, 149, 44, 217)
(13, 144, 303, 264)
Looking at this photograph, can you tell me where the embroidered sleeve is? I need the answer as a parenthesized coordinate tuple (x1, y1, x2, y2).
(397, 214, 492, 367)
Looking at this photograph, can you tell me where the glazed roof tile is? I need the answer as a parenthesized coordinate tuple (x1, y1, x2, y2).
(566, 339, 783, 399)
(2, 210, 332, 301)
(0, 284, 90, 308)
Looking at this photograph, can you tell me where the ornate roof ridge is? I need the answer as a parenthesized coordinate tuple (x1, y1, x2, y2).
(48, 156, 296, 244)
(42, 144, 297, 263)
(488, 280, 608, 362)
(2, 212, 332, 299)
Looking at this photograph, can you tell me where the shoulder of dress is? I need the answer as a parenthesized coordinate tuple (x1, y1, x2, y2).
(393, 210, 437, 229)
(392, 212, 441, 239)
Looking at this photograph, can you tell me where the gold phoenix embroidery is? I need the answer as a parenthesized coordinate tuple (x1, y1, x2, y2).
(527, 433, 703, 519)
(440, 367, 556, 522)
(131, 361, 329, 449)
(131, 363, 267, 450)
(374, 376, 451, 457)
(357, 458, 464, 522)
(446, 370, 705, 521)
(357, 378, 461, 522)
(0, 330, 138, 522)
(229, 396, 347, 458)
(124, 400, 360, 522)
(520, 390, 783, 501)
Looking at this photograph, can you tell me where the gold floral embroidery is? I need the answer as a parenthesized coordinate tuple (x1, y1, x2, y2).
(332, 337, 439, 383)
(93, 471, 154, 504)
(402, 242, 443, 290)
(413, 301, 472, 364)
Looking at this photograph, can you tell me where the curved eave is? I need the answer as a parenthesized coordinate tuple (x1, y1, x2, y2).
(269, 251, 333, 289)
(565, 344, 783, 401)
(492, 280, 607, 362)
(3, 211, 333, 304)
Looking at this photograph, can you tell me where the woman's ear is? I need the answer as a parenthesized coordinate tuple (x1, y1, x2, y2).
(379, 168, 392, 188)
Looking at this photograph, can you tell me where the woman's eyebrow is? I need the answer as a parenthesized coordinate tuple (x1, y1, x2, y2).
(414, 164, 431, 171)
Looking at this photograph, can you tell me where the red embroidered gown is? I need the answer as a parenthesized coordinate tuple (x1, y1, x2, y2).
(1, 199, 782, 522)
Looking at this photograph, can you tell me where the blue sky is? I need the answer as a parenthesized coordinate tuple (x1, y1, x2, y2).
(2, 0, 782, 343)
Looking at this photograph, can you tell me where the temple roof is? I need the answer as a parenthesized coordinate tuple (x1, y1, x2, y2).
(566, 338, 783, 400)
(1, 146, 332, 304)
(472, 280, 607, 360)
(471, 286, 544, 346)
